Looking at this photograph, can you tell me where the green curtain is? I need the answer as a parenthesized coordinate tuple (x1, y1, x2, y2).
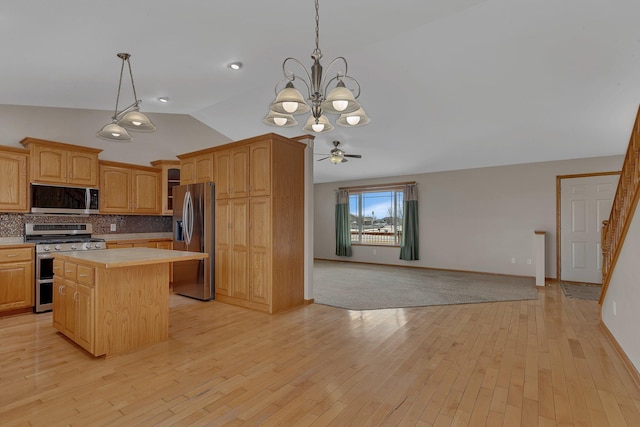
(335, 189, 352, 257)
(400, 184, 419, 260)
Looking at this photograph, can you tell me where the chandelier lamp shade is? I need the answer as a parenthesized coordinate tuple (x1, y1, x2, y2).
(97, 53, 156, 142)
(264, 0, 370, 134)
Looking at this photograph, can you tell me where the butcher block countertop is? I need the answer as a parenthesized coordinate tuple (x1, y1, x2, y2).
(53, 247, 207, 269)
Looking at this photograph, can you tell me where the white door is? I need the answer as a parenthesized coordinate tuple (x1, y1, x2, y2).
(560, 174, 618, 283)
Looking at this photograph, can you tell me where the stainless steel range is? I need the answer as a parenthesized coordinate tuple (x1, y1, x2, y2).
(25, 223, 106, 313)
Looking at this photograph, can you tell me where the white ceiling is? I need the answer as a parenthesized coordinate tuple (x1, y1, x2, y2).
(2, 0, 639, 183)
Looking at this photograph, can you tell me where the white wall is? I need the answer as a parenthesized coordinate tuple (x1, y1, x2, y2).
(314, 155, 623, 277)
(0, 104, 232, 165)
(601, 205, 640, 371)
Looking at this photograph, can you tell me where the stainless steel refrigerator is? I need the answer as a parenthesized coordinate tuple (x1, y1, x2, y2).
(172, 182, 215, 300)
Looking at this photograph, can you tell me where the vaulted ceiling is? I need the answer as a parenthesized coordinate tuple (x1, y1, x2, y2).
(2, 0, 639, 183)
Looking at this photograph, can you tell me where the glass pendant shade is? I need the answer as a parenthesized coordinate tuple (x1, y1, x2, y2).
(270, 82, 310, 115)
(329, 153, 344, 164)
(96, 121, 132, 142)
(262, 110, 298, 127)
(336, 108, 371, 127)
(320, 82, 360, 114)
(98, 53, 156, 141)
(303, 115, 334, 133)
(118, 108, 156, 132)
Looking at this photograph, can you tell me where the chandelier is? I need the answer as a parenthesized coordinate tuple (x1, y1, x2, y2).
(263, 0, 370, 133)
(97, 53, 156, 142)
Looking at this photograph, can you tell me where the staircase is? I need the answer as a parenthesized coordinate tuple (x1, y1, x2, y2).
(600, 106, 640, 304)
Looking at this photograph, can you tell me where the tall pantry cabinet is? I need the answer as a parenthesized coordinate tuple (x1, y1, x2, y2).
(205, 134, 305, 313)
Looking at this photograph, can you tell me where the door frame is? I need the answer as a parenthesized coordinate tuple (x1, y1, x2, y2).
(555, 171, 620, 282)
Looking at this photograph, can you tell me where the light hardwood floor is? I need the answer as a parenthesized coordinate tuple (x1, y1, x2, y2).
(1, 283, 639, 426)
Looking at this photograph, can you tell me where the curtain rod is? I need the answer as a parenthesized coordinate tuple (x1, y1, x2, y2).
(338, 181, 417, 191)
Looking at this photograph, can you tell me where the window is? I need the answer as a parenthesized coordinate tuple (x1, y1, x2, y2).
(349, 187, 404, 246)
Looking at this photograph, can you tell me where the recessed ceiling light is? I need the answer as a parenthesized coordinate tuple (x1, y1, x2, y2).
(228, 62, 243, 70)
(158, 97, 169, 103)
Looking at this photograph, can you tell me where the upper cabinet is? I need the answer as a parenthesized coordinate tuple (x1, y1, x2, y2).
(249, 141, 271, 197)
(178, 151, 213, 185)
(20, 137, 102, 187)
(215, 145, 249, 199)
(0, 146, 29, 212)
(151, 160, 181, 215)
(99, 160, 161, 215)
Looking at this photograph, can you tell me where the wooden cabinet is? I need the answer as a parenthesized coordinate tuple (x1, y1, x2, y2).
(107, 238, 173, 281)
(179, 151, 213, 184)
(151, 160, 181, 215)
(249, 197, 271, 305)
(0, 146, 29, 212)
(20, 137, 101, 187)
(213, 134, 305, 313)
(52, 260, 96, 354)
(106, 238, 172, 249)
(249, 142, 271, 197)
(99, 161, 161, 215)
(51, 249, 205, 357)
(0, 246, 34, 312)
(215, 198, 249, 299)
(215, 146, 249, 199)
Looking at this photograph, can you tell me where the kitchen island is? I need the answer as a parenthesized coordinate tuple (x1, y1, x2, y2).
(52, 247, 208, 357)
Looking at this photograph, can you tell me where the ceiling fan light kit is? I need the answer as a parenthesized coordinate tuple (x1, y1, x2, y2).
(264, 0, 370, 134)
(97, 53, 156, 142)
(317, 140, 362, 164)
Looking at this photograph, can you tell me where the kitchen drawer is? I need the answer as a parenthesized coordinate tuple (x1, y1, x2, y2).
(63, 262, 77, 281)
(53, 259, 63, 276)
(0, 247, 32, 263)
(77, 265, 95, 286)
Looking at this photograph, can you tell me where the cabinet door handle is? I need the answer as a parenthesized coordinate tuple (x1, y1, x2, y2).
(65, 270, 73, 274)
(6, 254, 18, 257)
(73, 291, 79, 302)
(79, 274, 88, 278)
(59, 285, 66, 296)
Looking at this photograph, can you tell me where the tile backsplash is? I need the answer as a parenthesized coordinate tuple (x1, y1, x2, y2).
(0, 213, 172, 238)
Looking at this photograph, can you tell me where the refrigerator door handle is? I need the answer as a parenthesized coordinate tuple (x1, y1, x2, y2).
(185, 190, 194, 245)
(182, 191, 188, 244)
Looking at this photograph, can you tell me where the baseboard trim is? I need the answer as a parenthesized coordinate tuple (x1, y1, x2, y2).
(313, 257, 544, 281)
(599, 320, 640, 389)
(304, 298, 314, 305)
(0, 307, 33, 318)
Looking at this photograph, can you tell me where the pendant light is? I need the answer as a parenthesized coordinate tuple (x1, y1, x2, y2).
(97, 53, 156, 142)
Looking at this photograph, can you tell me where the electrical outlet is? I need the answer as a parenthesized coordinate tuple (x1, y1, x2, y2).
(110, 224, 117, 232)
(372, 249, 376, 255)
(511, 257, 516, 264)
(527, 258, 532, 265)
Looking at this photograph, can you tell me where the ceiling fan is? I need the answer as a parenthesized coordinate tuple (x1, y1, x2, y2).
(316, 140, 363, 164)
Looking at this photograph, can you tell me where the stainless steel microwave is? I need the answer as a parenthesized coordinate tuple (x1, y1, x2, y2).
(30, 184, 99, 214)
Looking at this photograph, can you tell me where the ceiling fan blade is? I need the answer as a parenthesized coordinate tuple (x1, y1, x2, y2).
(344, 154, 362, 158)
(316, 157, 329, 161)
(341, 158, 349, 163)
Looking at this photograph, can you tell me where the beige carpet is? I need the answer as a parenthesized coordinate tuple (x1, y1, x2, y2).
(313, 260, 538, 310)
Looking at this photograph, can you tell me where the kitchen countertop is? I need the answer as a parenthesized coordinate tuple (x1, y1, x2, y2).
(96, 232, 173, 241)
(53, 247, 207, 269)
(0, 238, 33, 247)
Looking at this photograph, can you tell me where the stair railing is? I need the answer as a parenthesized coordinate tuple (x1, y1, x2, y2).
(600, 106, 640, 304)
